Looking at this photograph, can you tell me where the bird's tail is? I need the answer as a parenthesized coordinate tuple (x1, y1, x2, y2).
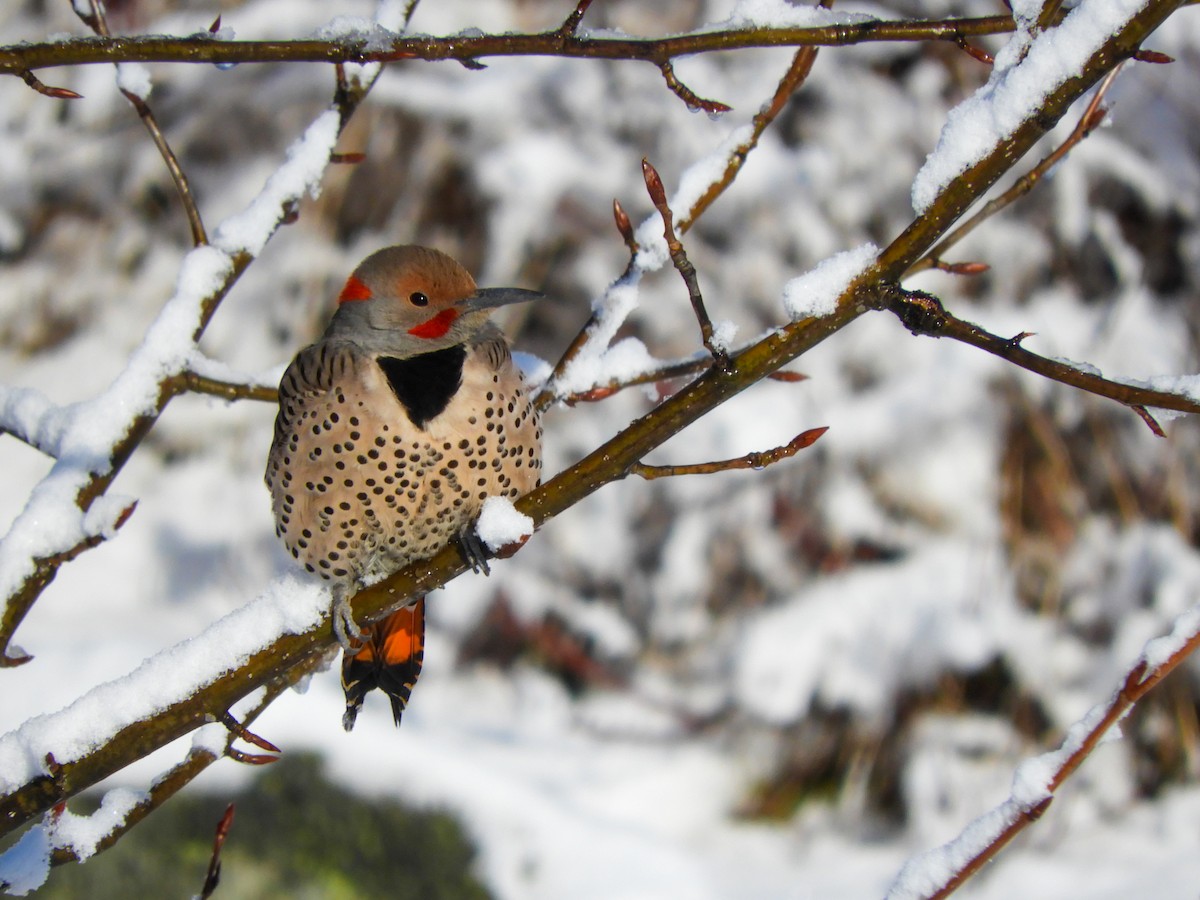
(341, 597, 426, 731)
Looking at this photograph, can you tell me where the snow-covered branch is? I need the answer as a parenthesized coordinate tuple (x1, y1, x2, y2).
(889, 602, 1200, 899)
(0, 88, 368, 662)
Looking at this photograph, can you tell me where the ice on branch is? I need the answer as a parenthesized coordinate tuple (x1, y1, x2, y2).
(0, 575, 327, 796)
(782, 243, 877, 320)
(476, 497, 534, 553)
(911, 0, 1151, 213)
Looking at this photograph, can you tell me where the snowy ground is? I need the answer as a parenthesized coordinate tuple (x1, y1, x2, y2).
(3, 0, 1200, 896)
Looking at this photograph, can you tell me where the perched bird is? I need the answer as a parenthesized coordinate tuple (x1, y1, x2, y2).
(265, 245, 543, 730)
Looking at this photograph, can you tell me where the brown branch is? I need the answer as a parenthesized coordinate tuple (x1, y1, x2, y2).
(658, 59, 732, 114)
(909, 66, 1120, 276)
(18, 70, 82, 99)
(882, 286, 1200, 426)
(0, 17, 1020, 73)
(43, 662, 310, 872)
(631, 427, 827, 479)
(73, 1, 207, 246)
(643, 159, 728, 368)
(118, 87, 208, 246)
(909, 613, 1200, 898)
(558, 0, 597, 37)
(179, 371, 279, 403)
(197, 804, 235, 900)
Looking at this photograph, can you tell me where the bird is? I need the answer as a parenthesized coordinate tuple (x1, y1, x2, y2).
(265, 245, 543, 730)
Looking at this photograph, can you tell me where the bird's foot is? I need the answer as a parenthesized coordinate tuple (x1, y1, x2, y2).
(331, 585, 367, 651)
(457, 528, 492, 575)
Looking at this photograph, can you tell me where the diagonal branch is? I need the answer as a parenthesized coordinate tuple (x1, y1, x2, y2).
(909, 66, 1121, 276)
(678, 25, 822, 232)
(889, 602, 1200, 899)
(74, 0, 207, 246)
(643, 159, 729, 368)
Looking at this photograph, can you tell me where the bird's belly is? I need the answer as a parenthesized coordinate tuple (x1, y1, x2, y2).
(268, 373, 540, 584)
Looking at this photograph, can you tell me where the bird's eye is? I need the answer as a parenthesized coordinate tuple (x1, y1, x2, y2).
(409, 292, 429, 307)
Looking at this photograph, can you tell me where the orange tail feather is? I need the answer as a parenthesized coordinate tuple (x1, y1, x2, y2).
(341, 598, 426, 731)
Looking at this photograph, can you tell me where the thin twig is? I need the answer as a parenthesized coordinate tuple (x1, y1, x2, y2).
(198, 804, 235, 900)
(953, 37, 994, 65)
(630, 427, 828, 479)
(558, 0, 597, 37)
(219, 710, 281, 756)
(882, 286, 1200, 426)
(73, 0, 208, 246)
(679, 29, 821, 232)
(910, 67, 1120, 276)
(18, 70, 82, 99)
(535, 198, 641, 411)
(643, 158, 729, 369)
(658, 59, 732, 114)
(402, 0, 423, 31)
(180, 371, 279, 403)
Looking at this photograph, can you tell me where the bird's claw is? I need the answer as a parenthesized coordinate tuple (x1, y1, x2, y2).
(458, 528, 492, 575)
(332, 588, 366, 651)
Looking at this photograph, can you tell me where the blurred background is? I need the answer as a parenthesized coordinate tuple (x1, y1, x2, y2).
(2, 0, 1200, 896)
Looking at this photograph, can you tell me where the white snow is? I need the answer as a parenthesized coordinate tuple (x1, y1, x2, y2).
(700, 0, 875, 31)
(50, 786, 148, 861)
(114, 63, 152, 101)
(911, 0, 1151, 213)
(475, 496, 534, 552)
(0, 574, 327, 794)
(782, 242, 878, 320)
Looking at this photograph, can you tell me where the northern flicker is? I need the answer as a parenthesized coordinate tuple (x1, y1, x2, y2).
(265, 245, 543, 730)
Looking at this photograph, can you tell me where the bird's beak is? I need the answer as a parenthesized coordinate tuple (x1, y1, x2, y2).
(462, 287, 544, 311)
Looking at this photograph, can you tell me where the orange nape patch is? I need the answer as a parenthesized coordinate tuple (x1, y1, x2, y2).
(408, 308, 459, 339)
(338, 275, 372, 304)
(354, 600, 425, 667)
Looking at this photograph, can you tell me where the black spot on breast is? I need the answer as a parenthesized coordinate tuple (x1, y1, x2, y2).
(377, 345, 467, 429)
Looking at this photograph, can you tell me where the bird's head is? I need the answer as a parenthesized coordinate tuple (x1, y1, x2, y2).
(327, 245, 541, 352)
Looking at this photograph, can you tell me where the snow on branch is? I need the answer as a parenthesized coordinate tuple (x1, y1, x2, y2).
(888, 602, 1200, 899)
(0, 105, 349, 663)
(911, 0, 1156, 213)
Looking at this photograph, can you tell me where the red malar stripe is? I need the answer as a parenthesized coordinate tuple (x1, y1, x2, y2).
(408, 308, 459, 339)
